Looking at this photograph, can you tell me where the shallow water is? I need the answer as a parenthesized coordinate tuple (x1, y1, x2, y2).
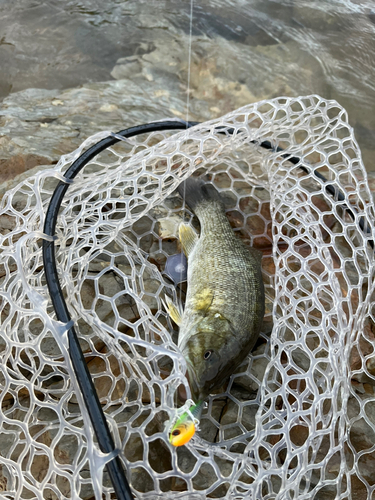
(1, 0, 375, 170)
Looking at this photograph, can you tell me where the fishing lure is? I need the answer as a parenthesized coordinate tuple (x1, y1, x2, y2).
(168, 400, 204, 447)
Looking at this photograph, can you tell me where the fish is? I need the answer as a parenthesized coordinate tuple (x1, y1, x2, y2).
(166, 177, 265, 404)
(168, 400, 204, 447)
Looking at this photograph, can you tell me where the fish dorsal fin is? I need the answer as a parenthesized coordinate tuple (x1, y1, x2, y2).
(179, 223, 198, 258)
(163, 295, 183, 326)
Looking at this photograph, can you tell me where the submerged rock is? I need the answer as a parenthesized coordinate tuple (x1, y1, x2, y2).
(0, 31, 323, 200)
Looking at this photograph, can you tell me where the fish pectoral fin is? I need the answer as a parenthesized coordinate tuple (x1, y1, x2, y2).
(179, 223, 198, 258)
(193, 288, 214, 313)
(163, 295, 183, 326)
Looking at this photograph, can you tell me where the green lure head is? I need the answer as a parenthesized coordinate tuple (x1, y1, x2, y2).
(169, 400, 204, 447)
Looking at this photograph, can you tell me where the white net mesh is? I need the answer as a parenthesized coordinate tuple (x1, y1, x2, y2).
(1, 95, 375, 499)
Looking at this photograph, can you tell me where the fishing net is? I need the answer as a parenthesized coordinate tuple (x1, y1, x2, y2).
(1, 94, 375, 500)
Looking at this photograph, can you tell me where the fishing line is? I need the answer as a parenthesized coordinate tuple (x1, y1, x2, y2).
(185, 0, 194, 127)
(179, 0, 195, 317)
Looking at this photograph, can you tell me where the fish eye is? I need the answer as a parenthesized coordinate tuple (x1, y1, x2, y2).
(204, 350, 213, 360)
(172, 429, 181, 436)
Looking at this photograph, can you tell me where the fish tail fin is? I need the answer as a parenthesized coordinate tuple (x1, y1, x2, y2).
(177, 177, 224, 213)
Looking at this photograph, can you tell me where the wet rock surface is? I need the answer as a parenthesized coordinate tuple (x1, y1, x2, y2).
(2, 0, 375, 170)
(0, 31, 329, 199)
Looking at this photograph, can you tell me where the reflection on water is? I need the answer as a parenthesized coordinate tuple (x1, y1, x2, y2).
(1, 0, 375, 170)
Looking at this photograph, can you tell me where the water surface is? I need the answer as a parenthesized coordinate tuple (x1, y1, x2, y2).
(1, 0, 375, 169)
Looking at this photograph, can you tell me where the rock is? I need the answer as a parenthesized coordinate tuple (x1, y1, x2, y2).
(0, 29, 323, 198)
(130, 468, 155, 494)
(0, 81, 194, 175)
(148, 438, 173, 473)
(0, 154, 53, 183)
(366, 171, 375, 201)
(0, 465, 12, 493)
(233, 343, 269, 394)
(199, 399, 227, 444)
(290, 3, 348, 32)
(192, 462, 217, 491)
(351, 318, 375, 386)
(110, 58, 142, 80)
(124, 432, 144, 463)
(0, 163, 52, 201)
(110, 36, 305, 121)
(0, 402, 94, 500)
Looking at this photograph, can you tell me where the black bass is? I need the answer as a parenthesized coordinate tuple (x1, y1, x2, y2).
(166, 177, 265, 403)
